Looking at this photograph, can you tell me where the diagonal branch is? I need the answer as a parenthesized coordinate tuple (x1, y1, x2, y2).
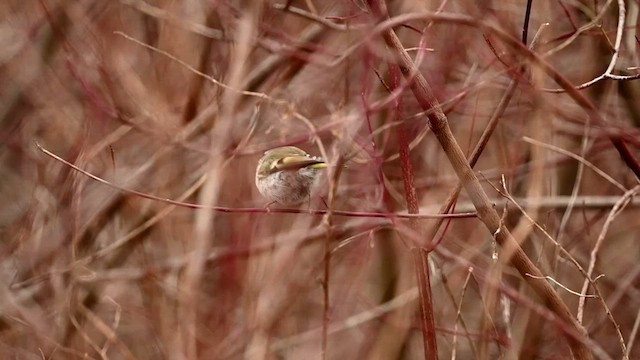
(365, 0, 594, 359)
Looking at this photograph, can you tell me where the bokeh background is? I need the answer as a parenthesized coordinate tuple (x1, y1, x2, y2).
(1, 0, 640, 359)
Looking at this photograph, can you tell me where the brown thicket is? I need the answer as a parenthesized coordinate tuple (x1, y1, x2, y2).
(1, 1, 640, 359)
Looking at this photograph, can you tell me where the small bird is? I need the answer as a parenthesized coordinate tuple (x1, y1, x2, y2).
(255, 146, 328, 206)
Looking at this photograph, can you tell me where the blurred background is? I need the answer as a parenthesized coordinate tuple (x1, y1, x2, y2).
(1, 0, 640, 359)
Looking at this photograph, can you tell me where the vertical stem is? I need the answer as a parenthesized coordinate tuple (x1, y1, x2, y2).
(389, 62, 438, 359)
(321, 237, 330, 360)
(322, 156, 345, 360)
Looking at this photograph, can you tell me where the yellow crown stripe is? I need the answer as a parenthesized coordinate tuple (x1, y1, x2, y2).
(307, 163, 328, 169)
(270, 155, 326, 172)
(280, 155, 321, 165)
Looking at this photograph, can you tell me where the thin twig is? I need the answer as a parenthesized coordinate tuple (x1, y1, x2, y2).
(320, 154, 346, 359)
(363, 10, 640, 179)
(544, 0, 630, 92)
(497, 179, 631, 360)
(35, 141, 475, 220)
(576, 187, 637, 312)
(365, 1, 594, 356)
(522, 136, 627, 192)
(577, 186, 639, 357)
(433, 245, 613, 360)
(451, 268, 473, 360)
(626, 305, 640, 357)
(525, 274, 598, 298)
(271, 288, 420, 352)
(423, 24, 549, 252)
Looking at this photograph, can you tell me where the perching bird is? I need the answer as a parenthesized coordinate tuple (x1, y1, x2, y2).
(255, 146, 327, 206)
